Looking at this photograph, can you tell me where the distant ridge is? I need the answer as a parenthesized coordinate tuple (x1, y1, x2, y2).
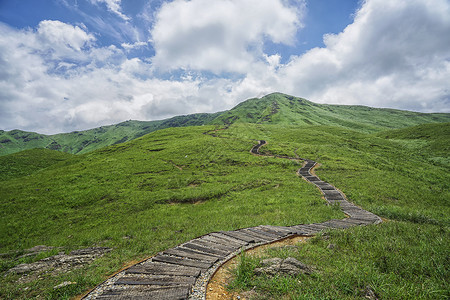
(1, 93, 449, 156)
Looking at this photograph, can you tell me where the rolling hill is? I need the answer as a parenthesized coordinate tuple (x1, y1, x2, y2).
(1, 93, 449, 156)
(0, 118, 449, 299)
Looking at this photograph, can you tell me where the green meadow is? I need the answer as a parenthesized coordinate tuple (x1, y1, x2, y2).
(0, 94, 449, 299)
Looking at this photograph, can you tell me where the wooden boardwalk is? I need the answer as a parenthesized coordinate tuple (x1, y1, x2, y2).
(83, 140, 381, 300)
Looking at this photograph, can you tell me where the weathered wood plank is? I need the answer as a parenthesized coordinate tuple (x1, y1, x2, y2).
(210, 232, 250, 246)
(98, 286, 190, 300)
(304, 176, 321, 181)
(182, 242, 228, 257)
(245, 227, 281, 239)
(220, 230, 259, 243)
(152, 254, 212, 269)
(236, 229, 272, 242)
(202, 234, 244, 248)
(115, 275, 196, 286)
(126, 262, 201, 277)
(259, 225, 294, 236)
(163, 248, 219, 263)
(192, 238, 237, 252)
(290, 225, 319, 235)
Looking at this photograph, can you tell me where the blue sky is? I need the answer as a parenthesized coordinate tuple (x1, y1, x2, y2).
(0, 0, 449, 134)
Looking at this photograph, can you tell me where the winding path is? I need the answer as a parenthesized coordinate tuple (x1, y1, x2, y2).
(83, 140, 381, 300)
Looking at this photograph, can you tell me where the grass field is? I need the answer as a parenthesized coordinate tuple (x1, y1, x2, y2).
(2, 93, 448, 157)
(224, 123, 449, 299)
(0, 121, 448, 299)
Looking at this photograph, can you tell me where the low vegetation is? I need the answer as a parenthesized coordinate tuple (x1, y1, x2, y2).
(225, 123, 449, 299)
(1, 93, 448, 156)
(0, 95, 448, 299)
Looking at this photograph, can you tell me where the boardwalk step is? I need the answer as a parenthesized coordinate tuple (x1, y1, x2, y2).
(152, 254, 212, 270)
(163, 248, 219, 263)
(182, 242, 228, 257)
(97, 286, 190, 299)
(245, 227, 280, 241)
(203, 233, 247, 248)
(210, 232, 249, 246)
(192, 238, 237, 252)
(304, 176, 321, 181)
(260, 225, 295, 236)
(115, 275, 196, 286)
(126, 262, 201, 277)
(220, 230, 259, 243)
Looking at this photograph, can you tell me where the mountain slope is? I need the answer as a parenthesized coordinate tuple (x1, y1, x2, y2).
(1, 93, 449, 156)
(377, 122, 450, 167)
(0, 148, 75, 181)
(0, 112, 221, 156)
(1, 123, 448, 299)
(212, 93, 450, 132)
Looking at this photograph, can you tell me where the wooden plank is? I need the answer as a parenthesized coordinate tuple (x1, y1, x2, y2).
(115, 275, 196, 286)
(163, 248, 219, 263)
(341, 218, 372, 225)
(290, 225, 318, 235)
(245, 227, 281, 239)
(192, 238, 237, 252)
(220, 231, 259, 243)
(126, 263, 201, 277)
(309, 223, 332, 230)
(202, 234, 244, 248)
(176, 245, 223, 258)
(237, 228, 273, 242)
(304, 176, 321, 181)
(325, 194, 345, 200)
(322, 190, 343, 197)
(260, 225, 294, 236)
(97, 286, 190, 300)
(316, 184, 335, 190)
(298, 224, 326, 232)
(210, 232, 249, 246)
(152, 254, 212, 269)
(182, 242, 228, 257)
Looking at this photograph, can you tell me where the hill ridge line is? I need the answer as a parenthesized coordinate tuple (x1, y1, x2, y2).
(82, 140, 382, 300)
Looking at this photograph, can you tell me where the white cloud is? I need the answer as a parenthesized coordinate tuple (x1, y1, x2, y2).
(1, 0, 449, 135)
(36, 20, 96, 61)
(150, 0, 304, 73)
(121, 41, 148, 51)
(90, 0, 130, 21)
(275, 0, 450, 112)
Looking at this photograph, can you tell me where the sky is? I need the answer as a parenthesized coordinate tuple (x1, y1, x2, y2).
(0, 0, 449, 134)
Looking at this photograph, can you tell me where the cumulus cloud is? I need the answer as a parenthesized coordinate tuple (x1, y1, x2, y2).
(277, 0, 450, 112)
(0, 0, 449, 134)
(150, 0, 304, 73)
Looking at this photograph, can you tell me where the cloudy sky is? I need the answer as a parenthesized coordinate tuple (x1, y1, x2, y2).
(0, 0, 449, 134)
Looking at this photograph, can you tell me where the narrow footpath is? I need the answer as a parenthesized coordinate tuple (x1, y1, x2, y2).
(83, 140, 382, 300)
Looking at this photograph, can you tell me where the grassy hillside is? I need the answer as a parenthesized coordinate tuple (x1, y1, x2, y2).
(377, 122, 450, 168)
(213, 93, 450, 132)
(0, 112, 221, 156)
(0, 149, 74, 181)
(0, 122, 448, 299)
(1, 93, 448, 156)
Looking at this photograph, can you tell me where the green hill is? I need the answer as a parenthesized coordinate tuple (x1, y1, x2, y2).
(0, 121, 448, 299)
(1, 93, 448, 156)
(213, 93, 450, 132)
(377, 122, 450, 167)
(0, 112, 220, 156)
(0, 148, 74, 181)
